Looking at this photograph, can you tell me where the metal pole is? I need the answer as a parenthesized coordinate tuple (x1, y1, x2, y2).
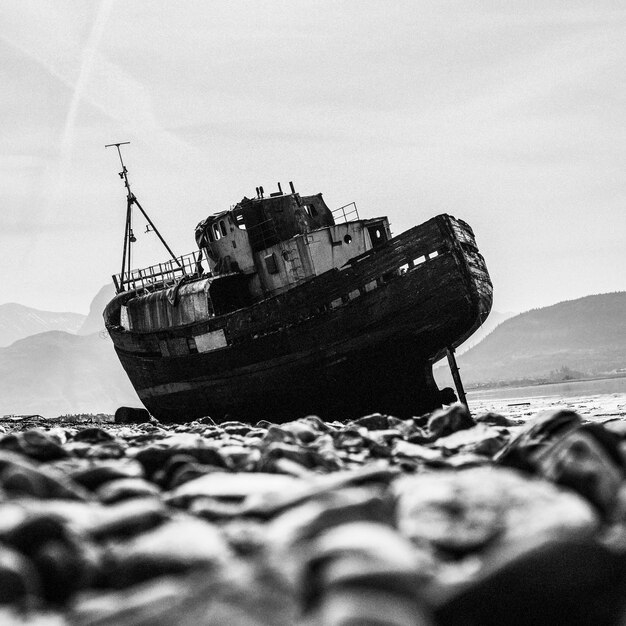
(106, 141, 183, 273)
(119, 197, 131, 290)
(107, 142, 133, 292)
(446, 346, 469, 411)
(133, 198, 182, 268)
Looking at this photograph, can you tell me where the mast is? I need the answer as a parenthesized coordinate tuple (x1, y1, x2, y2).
(105, 142, 182, 293)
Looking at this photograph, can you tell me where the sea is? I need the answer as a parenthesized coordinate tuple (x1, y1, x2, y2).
(466, 377, 626, 421)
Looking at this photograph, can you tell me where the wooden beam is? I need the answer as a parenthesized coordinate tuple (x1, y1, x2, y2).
(446, 346, 469, 413)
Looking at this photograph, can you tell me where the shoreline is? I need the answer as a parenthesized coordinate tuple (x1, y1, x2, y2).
(467, 372, 626, 393)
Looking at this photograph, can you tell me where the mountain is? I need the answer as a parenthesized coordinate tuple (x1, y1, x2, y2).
(0, 330, 140, 417)
(78, 284, 116, 335)
(436, 292, 626, 386)
(0, 304, 85, 348)
(456, 310, 516, 354)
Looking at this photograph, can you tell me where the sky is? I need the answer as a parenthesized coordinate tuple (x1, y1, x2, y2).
(1, 0, 625, 315)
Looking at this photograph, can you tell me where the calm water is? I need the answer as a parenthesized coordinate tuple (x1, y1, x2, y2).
(467, 376, 626, 403)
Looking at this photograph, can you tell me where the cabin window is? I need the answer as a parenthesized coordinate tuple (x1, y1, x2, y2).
(264, 253, 279, 274)
(212, 223, 221, 240)
(219, 220, 227, 236)
(344, 234, 352, 244)
(234, 212, 246, 229)
(206, 228, 215, 243)
(303, 204, 319, 218)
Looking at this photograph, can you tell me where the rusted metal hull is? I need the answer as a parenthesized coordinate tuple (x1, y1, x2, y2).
(105, 215, 492, 422)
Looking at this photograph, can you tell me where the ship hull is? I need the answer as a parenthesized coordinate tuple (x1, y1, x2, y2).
(105, 215, 492, 422)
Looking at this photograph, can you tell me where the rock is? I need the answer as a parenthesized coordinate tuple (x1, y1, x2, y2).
(4, 514, 92, 603)
(188, 497, 245, 521)
(300, 415, 335, 433)
(0, 546, 40, 605)
(168, 462, 221, 490)
(278, 420, 319, 444)
(395, 467, 599, 559)
(220, 421, 253, 437)
(332, 429, 364, 450)
(396, 471, 506, 556)
(104, 518, 230, 588)
(0, 451, 89, 501)
(475, 412, 512, 427)
(0, 430, 67, 462)
(96, 478, 161, 504)
(387, 416, 414, 437)
(427, 403, 475, 440)
(220, 519, 268, 556)
(533, 423, 625, 518)
(61, 458, 145, 491)
(348, 413, 389, 431)
(302, 522, 433, 622)
(433, 537, 626, 626)
(393, 440, 443, 463)
(0, 404, 619, 621)
(166, 472, 303, 509)
(196, 415, 216, 425)
(603, 419, 626, 439)
(72, 570, 273, 626)
(217, 445, 260, 471)
(86, 497, 169, 541)
(406, 427, 434, 445)
(442, 453, 492, 469)
(77, 439, 127, 460)
(72, 428, 115, 444)
(269, 488, 395, 557)
(132, 435, 225, 478)
(433, 424, 509, 457)
(261, 425, 298, 446)
(114, 407, 151, 425)
(260, 442, 340, 472)
(315, 586, 433, 626)
(243, 466, 399, 519)
(494, 408, 582, 471)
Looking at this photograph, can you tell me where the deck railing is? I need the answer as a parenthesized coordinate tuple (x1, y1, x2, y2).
(332, 202, 359, 224)
(113, 250, 205, 293)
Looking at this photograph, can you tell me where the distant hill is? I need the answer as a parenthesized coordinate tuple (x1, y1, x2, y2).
(0, 304, 85, 347)
(78, 283, 115, 335)
(456, 310, 516, 354)
(0, 331, 140, 417)
(436, 292, 626, 386)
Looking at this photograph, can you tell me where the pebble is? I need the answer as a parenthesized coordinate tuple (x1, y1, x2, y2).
(0, 406, 622, 624)
(395, 467, 598, 557)
(0, 431, 67, 462)
(0, 546, 40, 606)
(95, 477, 161, 504)
(432, 424, 509, 457)
(103, 518, 230, 588)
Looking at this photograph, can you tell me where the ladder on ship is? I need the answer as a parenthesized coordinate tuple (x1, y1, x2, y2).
(284, 248, 305, 284)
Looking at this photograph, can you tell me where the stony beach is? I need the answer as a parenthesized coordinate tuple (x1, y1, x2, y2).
(0, 395, 625, 625)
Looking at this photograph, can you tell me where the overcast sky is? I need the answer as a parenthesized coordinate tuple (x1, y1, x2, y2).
(1, 1, 625, 315)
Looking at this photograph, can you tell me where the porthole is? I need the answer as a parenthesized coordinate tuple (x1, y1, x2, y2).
(344, 234, 352, 244)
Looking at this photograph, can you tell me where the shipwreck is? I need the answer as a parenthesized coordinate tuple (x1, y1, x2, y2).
(103, 144, 492, 422)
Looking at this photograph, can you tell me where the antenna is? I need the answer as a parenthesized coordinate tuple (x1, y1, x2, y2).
(105, 142, 182, 292)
